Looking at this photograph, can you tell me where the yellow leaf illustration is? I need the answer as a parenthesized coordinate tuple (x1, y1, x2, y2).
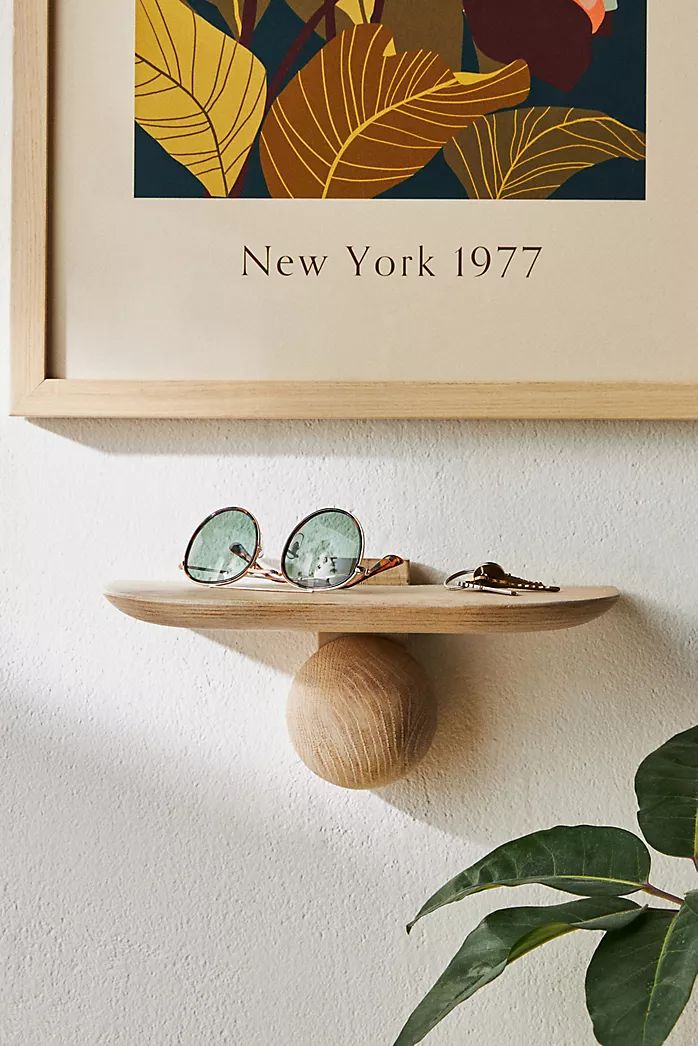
(444, 106, 646, 200)
(135, 0, 267, 197)
(259, 25, 530, 199)
(203, 0, 272, 38)
(206, 0, 242, 35)
(336, 0, 376, 23)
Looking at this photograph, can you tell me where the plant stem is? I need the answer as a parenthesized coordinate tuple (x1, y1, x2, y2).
(240, 0, 257, 45)
(693, 855, 698, 874)
(228, 155, 251, 198)
(642, 882, 685, 907)
(267, 0, 341, 106)
(228, 0, 341, 198)
(371, 0, 385, 21)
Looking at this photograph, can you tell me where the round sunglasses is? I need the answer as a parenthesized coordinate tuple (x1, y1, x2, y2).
(182, 507, 404, 592)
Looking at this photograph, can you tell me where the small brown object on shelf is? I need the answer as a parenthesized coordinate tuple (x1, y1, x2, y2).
(287, 636, 435, 789)
(362, 558, 410, 586)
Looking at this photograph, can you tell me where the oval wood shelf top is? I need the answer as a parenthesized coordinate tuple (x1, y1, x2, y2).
(104, 582, 619, 635)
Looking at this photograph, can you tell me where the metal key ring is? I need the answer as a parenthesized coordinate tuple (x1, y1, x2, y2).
(444, 562, 559, 595)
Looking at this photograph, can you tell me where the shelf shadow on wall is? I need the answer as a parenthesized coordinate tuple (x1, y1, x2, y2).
(375, 596, 697, 848)
(191, 627, 315, 678)
(32, 418, 693, 463)
(35, 418, 486, 460)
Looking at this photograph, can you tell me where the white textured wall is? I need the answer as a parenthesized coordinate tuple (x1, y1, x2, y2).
(1, 4, 697, 1044)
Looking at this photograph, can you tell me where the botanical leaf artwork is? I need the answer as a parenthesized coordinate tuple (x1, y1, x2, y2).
(335, 0, 375, 25)
(204, 0, 273, 39)
(204, 0, 242, 35)
(260, 25, 530, 199)
(135, 0, 266, 196)
(444, 107, 647, 200)
(463, 0, 620, 91)
(378, 0, 468, 71)
(289, 0, 466, 72)
(134, 0, 648, 199)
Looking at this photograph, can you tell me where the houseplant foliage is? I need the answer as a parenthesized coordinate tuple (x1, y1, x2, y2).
(395, 725, 698, 1045)
(134, 0, 646, 199)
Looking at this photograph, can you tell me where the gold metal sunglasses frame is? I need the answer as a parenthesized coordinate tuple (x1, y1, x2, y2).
(181, 507, 404, 591)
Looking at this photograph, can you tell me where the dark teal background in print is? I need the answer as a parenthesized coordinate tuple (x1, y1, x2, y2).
(134, 0, 647, 200)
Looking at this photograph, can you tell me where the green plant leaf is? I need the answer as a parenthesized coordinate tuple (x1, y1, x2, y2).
(585, 894, 698, 1046)
(395, 898, 645, 1046)
(408, 826, 651, 931)
(635, 725, 698, 859)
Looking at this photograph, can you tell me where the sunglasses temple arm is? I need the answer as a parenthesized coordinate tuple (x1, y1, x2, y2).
(343, 555, 404, 588)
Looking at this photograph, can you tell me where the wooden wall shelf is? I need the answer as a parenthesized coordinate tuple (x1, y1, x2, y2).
(105, 580, 619, 790)
(104, 582, 619, 635)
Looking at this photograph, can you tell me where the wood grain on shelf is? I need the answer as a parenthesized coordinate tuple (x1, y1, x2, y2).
(104, 582, 619, 635)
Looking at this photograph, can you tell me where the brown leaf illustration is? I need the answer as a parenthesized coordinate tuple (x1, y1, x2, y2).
(445, 105, 646, 199)
(381, 0, 465, 71)
(259, 24, 530, 198)
(287, 0, 465, 71)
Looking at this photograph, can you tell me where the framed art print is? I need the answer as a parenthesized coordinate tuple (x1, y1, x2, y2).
(10, 0, 698, 418)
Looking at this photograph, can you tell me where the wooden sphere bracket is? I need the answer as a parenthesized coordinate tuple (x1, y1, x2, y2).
(105, 567, 619, 791)
(288, 633, 436, 789)
(286, 560, 437, 788)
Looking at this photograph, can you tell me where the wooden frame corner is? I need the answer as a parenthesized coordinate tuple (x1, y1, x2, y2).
(10, 1, 698, 421)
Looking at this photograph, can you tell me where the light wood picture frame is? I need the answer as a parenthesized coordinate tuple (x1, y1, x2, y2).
(10, 1, 698, 420)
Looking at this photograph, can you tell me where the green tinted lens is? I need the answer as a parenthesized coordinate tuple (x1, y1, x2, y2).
(185, 509, 258, 584)
(283, 510, 362, 590)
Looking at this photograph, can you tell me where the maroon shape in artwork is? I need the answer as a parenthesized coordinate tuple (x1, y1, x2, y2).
(463, 0, 594, 92)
